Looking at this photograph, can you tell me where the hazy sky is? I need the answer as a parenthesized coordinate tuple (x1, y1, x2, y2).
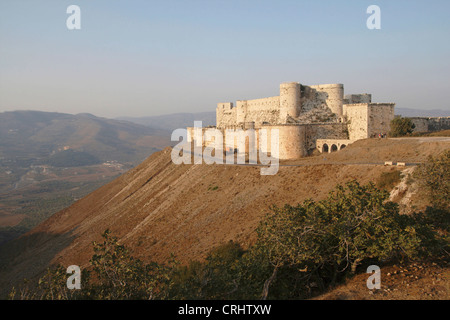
(1, 0, 449, 118)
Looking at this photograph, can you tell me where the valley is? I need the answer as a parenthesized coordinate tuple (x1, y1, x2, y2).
(0, 110, 171, 244)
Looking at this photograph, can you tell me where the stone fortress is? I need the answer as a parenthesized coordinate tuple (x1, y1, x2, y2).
(189, 81, 396, 160)
(410, 117, 450, 133)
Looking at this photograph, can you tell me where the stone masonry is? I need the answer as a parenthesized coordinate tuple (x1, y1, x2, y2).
(190, 82, 395, 160)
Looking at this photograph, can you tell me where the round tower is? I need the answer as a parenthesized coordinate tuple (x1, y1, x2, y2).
(279, 82, 301, 123)
(236, 100, 248, 124)
(311, 84, 344, 118)
(258, 125, 307, 160)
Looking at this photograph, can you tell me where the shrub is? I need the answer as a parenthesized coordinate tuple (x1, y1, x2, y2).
(389, 116, 416, 137)
(169, 241, 245, 299)
(414, 149, 450, 210)
(256, 180, 424, 298)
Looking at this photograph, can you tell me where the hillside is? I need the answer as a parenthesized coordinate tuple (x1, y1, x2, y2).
(117, 111, 216, 132)
(395, 107, 450, 117)
(0, 110, 170, 163)
(0, 136, 449, 298)
(0, 110, 171, 244)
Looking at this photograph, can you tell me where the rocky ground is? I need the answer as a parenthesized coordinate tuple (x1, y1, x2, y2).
(317, 257, 449, 300)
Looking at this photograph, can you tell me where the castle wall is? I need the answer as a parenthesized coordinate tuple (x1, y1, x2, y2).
(259, 123, 348, 158)
(344, 103, 395, 140)
(218, 96, 281, 129)
(410, 117, 429, 133)
(213, 125, 306, 160)
(428, 117, 450, 131)
(344, 94, 372, 104)
(260, 125, 307, 159)
(216, 102, 236, 128)
(316, 139, 352, 153)
(343, 104, 369, 141)
(280, 82, 301, 122)
(235, 100, 247, 124)
(367, 103, 395, 137)
(216, 83, 347, 129)
(410, 117, 450, 132)
(304, 123, 349, 152)
(242, 96, 281, 127)
(309, 84, 344, 118)
(187, 123, 348, 160)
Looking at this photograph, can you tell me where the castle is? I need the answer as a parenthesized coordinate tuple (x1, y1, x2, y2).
(188, 82, 395, 160)
(410, 117, 450, 133)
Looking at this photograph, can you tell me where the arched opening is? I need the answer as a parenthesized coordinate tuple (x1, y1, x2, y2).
(340, 144, 346, 150)
(331, 144, 338, 152)
(322, 144, 329, 153)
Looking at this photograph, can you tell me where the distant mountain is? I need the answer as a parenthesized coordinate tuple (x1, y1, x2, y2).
(117, 111, 216, 132)
(0, 110, 170, 164)
(395, 108, 450, 117)
(0, 110, 172, 244)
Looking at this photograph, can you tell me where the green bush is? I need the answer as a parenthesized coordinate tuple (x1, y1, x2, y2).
(9, 229, 176, 300)
(414, 149, 449, 210)
(389, 116, 416, 137)
(255, 180, 423, 298)
(170, 241, 245, 299)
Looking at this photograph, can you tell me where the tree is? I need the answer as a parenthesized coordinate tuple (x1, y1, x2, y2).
(9, 230, 176, 300)
(256, 180, 423, 299)
(414, 149, 450, 211)
(389, 116, 416, 137)
(412, 149, 449, 254)
(88, 229, 175, 300)
(169, 241, 245, 300)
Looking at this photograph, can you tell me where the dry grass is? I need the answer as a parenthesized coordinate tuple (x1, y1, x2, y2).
(0, 137, 449, 298)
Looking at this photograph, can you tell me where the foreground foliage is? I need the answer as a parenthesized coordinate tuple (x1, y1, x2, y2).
(389, 116, 416, 137)
(414, 149, 449, 211)
(9, 230, 177, 300)
(9, 178, 448, 299)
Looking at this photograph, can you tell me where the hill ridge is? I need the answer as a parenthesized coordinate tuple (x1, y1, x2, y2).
(0, 137, 449, 297)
